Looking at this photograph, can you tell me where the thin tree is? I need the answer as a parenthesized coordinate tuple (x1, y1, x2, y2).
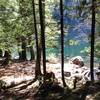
(0, 49, 2, 57)
(28, 37, 35, 61)
(2, 50, 10, 66)
(39, 0, 46, 79)
(32, 0, 41, 78)
(21, 36, 27, 60)
(60, 0, 66, 87)
(90, 0, 96, 82)
(18, 0, 27, 61)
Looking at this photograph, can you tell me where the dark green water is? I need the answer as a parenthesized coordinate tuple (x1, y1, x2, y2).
(46, 43, 89, 58)
(12, 43, 87, 59)
(12, 42, 99, 65)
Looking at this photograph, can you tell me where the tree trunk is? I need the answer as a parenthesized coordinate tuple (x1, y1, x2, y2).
(19, 51, 22, 60)
(28, 37, 35, 61)
(0, 49, 2, 57)
(60, 0, 66, 87)
(2, 51, 10, 66)
(39, 0, 46, 81)
(35, 43, 42, 77)
(30, 46, 35, 61)
(21, 37, 27, 60)
(90, 0, 96, 82)
(32, 0, 41, 77)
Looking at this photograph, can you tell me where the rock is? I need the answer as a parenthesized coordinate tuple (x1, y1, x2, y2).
(69, 56, 84, 67)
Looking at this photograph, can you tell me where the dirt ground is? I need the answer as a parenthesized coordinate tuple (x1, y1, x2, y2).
(0, 61, 100, 100)
(0, 61, 62, 100)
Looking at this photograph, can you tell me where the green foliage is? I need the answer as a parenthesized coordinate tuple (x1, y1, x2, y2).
(0, 0, 99, 60)
(0, 0, 34, 54)
(95, 41, 100, 58)
(0, 0, 18, 52)
(65, 39, 79, 46)
(80, 46, 90, 56)
(0, 0, 82, 57)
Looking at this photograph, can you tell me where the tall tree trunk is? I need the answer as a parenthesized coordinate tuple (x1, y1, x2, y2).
(18, 0, 27, 61)
(17, 43, 22, 60)
(90, 0, 96, 82)
(21, 37, 27, 60)
(19, 51, 22, 60)
(60, 0, 66, 87)
(39, 0, 46, 79)
(0, 49, 2, 57)
(28, 37, 35, 61)
(35, 42, 42, 77)
(32, 0, 41, 77)
(30, 46, 35, 61)
(2, 50, 10, 66)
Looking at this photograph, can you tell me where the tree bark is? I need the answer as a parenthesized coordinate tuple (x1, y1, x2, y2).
(35, 42, 42, 77)
(90, 0, 96, 82)
(19, 51, 22, 60)
(0, 49, 2, 57)
(28, 37, 35, 61)
(38, 0, 46, 81)
(21, 37, 27, 60)
(60, 0, 66, 87)
(2, 50, 10, 66)
(30, 46, 35, 61)
(32, 0, 41, 77)
(39, 0, 46, 80)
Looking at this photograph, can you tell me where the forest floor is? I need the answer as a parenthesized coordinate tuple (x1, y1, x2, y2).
(0, 60, 64, 100)
(0, 60, 100, 100)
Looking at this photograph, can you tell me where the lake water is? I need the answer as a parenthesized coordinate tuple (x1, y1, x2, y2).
(12, 42, 99, 67)
(46, 42, 99, 67)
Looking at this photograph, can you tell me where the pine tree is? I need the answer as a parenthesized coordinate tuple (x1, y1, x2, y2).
(32, 0, 41, 77)
(60, 0, 66, 87)
(39, 0, 46, 80)
(90, 0, 96, 82)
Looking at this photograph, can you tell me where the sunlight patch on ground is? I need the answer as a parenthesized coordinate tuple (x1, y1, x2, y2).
(0, 75, 34, 86)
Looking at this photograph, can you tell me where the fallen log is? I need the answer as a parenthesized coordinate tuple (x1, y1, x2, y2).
(0, 75, 35, 90)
